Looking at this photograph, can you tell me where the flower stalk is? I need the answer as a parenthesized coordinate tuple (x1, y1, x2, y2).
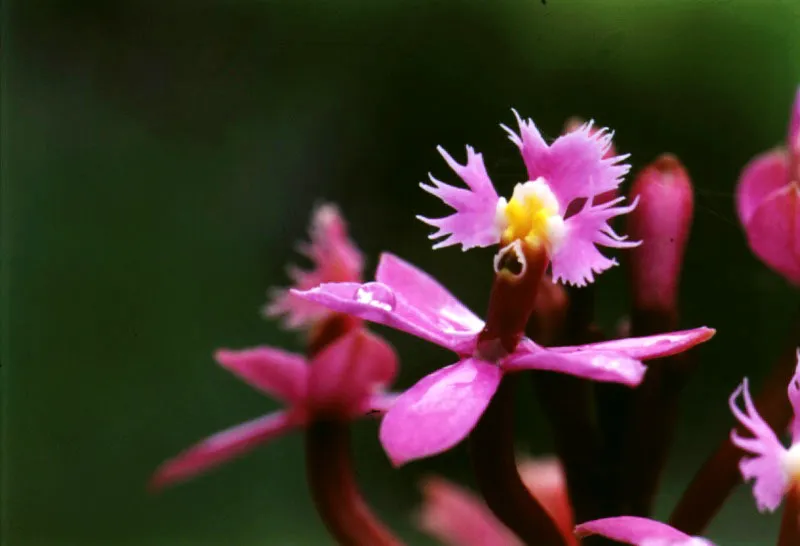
(470, 377, 567, 546)
(778, 485, 800, 546)
(305, 420, 403, 546)
(304, 317, 404, 546)
(470, 245, 566, 546)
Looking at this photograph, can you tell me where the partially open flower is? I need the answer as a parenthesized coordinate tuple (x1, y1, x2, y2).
(418, 110, 637, 286)
(150, 329, 398, 489)
(735, 88, 800, 285)
(265, 204, 364, 329)
(729, 350, 800, 512)
(575, 516, 715, 546)
(293, 253, 714, 465)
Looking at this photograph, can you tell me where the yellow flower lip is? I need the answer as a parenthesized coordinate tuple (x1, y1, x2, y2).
(495, 178, 566, 253)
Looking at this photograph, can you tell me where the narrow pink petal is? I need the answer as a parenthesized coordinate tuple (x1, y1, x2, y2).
(742, 181, 800, 285)
(150, 410, 299, 489)
(550, 195, 640, 287)
(264, 204, 364, 329)
(551, 327, 716, 361)
(379, 359, 501, 466)
(503, 345, 646, 387)
(735, 149, 789, 225)
(215, 346, 308, 404)
(307, 330, 398, 418)
(789, 350, 800, 442)
(575, 517, 698, 545)
(375, 253, 485, 337)
(518, 458, 576, 545)
(417, 476, 523, 546)
(729, 379, 789, 512)
(418, 145, 501, 251)
(503, 110, 630, 209)
(291, 263, 481, 354)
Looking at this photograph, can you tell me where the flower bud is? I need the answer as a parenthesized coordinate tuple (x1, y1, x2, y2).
(626, 154, 694, 314)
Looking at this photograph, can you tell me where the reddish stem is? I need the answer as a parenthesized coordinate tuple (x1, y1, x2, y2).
(470, 377, 567, 546)
(779, 485, 800, 546)
(305, 420, 403, 546)
(618, 307, 688, 516)
(304, 315, 404, 546)
(470, 245, 566, 546)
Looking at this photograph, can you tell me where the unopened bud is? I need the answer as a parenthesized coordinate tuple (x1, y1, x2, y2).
(626, 154, 694, 316)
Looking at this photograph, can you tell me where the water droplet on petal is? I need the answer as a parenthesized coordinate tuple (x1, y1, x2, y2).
(354, 282, 396, 312)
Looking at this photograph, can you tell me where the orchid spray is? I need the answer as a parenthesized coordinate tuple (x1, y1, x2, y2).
(154, 93, 800, 546)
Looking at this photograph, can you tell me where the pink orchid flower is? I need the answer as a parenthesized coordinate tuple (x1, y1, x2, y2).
(418, 457, 576, 546)
(418, 110, 638, 286)
(575, 516, 715, 546)
(736, 88, 800, 285)
(265, 203, 364, 328)
(152, 204, 398, 488)
(151, 328, 398, 489)
(729, 350, 800, 512)
(292, 253, 714, 465)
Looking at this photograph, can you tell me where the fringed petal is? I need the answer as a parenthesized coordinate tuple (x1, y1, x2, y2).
(729, 379, 790, 512)
(418, 145, 501, 251)
(264, 204, 364, 329)
(502, 110, 630, 209)
(549, 195, 640, 286)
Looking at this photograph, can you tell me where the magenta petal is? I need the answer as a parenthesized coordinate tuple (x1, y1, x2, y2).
(736, 149, 789, 225)
(292, 265, 481, 353)
(307, 330, 398, 418)
(743, 182, 800, 285)
(215, 346, 308, 404)
(150, 410, 298, 489)
(503, 111, 629, 208)
(503, 346, 646, 386)
(375, 253, 484, 337)
(552, 327, 716, 361)
(418, 145, 501, 251)
(551, 196, 640, 287)
(789, 350, 800, 441)
(729, 379, 789, 512)
(575, 517, 700, 545)
(379, 359, 501, 466)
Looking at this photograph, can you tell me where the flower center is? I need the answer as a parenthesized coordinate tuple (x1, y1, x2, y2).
(783, 443, 800, 481)
(495, 178, 565, 253)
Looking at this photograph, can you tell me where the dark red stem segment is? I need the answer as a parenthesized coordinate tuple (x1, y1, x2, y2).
(470, 245, 565, 546)
(479, 244, 549, 354)
(470, 377, 567, 546)
(779, 485, 800, 546)
(304, 314, 403, 546)
(618, 307, 687, 516)
(305, 420, 403, 546)
(669, 345, 799, 535)
(530, 284, 611, 528)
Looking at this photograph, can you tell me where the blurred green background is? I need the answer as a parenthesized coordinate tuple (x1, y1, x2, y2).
(4, 0, 800, 544)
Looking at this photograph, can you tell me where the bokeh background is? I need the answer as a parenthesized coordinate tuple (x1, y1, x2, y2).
(5, 1, 800, 544)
